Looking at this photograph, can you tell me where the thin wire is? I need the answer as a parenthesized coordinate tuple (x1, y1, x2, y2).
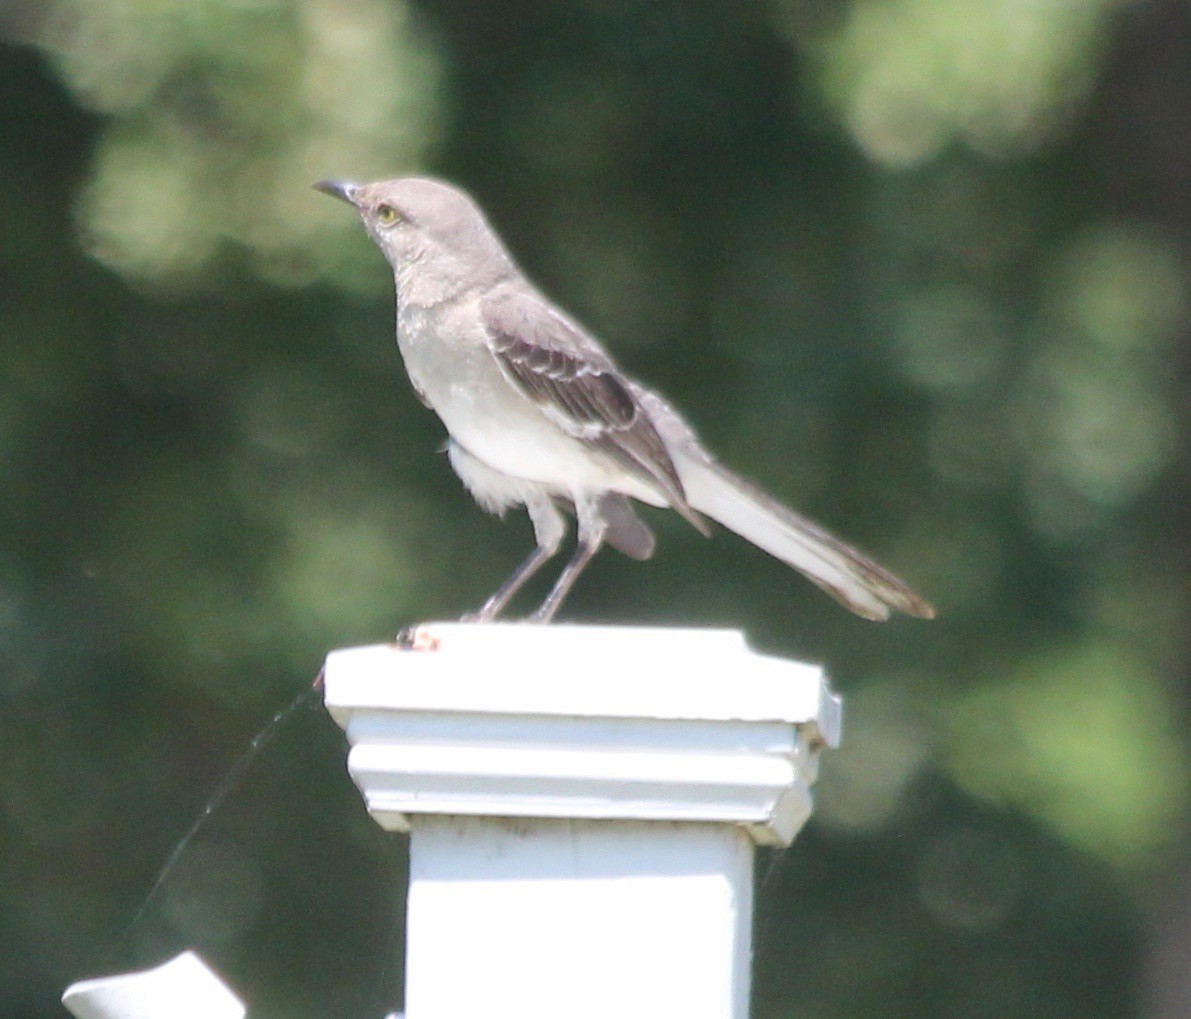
(104, 682, 323, 969)
(757, 844, 790, 897)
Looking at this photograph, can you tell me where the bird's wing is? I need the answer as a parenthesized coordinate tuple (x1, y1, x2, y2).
(482, 288, 709, 533)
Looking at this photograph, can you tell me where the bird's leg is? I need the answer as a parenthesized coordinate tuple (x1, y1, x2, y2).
(470, 544, 555, 622)
(527, 541, 600, 623)
(467, 494, 566, 622)
(527, 497, 608, 623)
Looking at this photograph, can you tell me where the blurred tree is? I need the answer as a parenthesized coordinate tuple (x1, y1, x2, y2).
(0, 0, 1187, 1016)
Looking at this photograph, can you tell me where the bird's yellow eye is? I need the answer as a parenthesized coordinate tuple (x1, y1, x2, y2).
(376, 203, 401, 227)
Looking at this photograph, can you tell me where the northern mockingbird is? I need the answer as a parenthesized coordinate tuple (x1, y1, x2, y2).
(315, 176, 935, 623)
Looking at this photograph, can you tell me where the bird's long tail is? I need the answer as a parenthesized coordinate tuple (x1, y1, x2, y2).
(680, 458, 935, 621)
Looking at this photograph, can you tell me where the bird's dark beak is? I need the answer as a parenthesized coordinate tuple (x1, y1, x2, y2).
(313, 179, 360, 206)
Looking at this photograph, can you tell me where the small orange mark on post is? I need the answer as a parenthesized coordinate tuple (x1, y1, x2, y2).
(394, 625, 441, 652)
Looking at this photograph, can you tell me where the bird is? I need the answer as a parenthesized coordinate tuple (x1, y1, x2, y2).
(314, 176, 935, 624)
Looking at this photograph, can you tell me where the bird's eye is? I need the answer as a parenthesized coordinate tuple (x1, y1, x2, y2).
(376, 203, 401, 227)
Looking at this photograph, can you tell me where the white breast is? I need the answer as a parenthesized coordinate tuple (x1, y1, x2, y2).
(396, 299, 666, 507)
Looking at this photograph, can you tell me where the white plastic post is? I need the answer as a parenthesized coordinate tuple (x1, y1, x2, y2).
(324, 623, 840, 1019)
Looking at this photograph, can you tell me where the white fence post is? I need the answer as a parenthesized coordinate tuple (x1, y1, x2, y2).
(323, 623, 840, 1019)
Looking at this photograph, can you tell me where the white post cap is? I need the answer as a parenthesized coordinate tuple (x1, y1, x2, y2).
(324, 623, 840, 847)
(62, 951, 245, 1019)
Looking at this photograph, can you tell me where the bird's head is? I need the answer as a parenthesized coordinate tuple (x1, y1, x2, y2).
(314, 176, 514, 297)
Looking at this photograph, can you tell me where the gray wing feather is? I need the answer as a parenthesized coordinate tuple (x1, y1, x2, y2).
(483, 288, 709, 535)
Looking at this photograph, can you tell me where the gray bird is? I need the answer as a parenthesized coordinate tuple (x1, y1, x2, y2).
(315, 176, 935, 624)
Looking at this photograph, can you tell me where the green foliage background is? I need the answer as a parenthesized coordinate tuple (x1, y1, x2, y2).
(1, 0, 1189, 1015)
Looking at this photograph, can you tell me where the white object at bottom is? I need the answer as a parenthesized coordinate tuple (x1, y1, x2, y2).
(61, 951, 245, 1019)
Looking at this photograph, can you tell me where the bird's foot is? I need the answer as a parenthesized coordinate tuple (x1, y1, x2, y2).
(459, 600, 504, 624)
